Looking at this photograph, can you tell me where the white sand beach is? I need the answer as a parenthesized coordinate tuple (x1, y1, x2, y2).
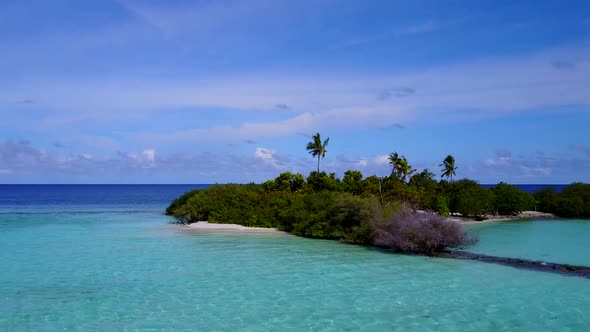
(454, 211, 556, 224)
(182, 221, 284, 233)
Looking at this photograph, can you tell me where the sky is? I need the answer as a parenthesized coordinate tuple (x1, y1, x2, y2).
(1, 0, 589, 184)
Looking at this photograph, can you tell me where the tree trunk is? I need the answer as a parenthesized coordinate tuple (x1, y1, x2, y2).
(317, 156, 320, 173)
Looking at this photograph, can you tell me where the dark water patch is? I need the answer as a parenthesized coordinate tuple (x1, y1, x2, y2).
(440, 251, 590, 279)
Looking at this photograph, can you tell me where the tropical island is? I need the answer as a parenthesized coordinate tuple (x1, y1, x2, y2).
(167, 133, 590, 257)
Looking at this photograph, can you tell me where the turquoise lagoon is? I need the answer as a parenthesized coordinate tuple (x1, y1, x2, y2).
(1, 185, 589, 331)
(467, 219, 590, 266)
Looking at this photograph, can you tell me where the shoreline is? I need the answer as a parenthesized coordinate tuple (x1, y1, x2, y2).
(180, 221, 285, 233)
(179, 211, 558, 231)
(453, 211, 556, 225)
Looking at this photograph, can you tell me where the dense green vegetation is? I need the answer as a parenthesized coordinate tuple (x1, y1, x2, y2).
(166, 133, 587, 254)
(534, 183, 590, 218)
(491, 182, 535, 215)
(168, 170, 541, 226)
(166, 179, 477, 253)
(166, 166, 541, 253)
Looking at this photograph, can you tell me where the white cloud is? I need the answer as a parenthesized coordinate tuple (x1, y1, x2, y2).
(0, 139, 298, 183)
(374, 155, 390, 165)
(119, 149, 156, 168)
(254, 147, 274, 161)
(519, 165, 551, 177)
(254, 147, 285, 170)
(0, 139, 587, 183)
(465, 150, 590, 182)
(142, 149, 156, 162)
(484, 159, 497, 166)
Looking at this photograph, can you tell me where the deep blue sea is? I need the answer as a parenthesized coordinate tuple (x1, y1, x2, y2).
(1, 185, 589, 331)
(0, 184, 207, 213)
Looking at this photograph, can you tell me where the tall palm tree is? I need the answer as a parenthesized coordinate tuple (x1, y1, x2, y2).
(388, 152, 400, 178)
(440, 155, 458, 182)
(306, 132, 329, 172)
(397, 157, 415, 183)
(388, 152, 414, 182)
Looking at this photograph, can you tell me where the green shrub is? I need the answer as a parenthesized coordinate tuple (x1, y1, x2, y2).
(491, 182, 535, 215)
(306, 171, 342, 192)
(342, 170, 364, 195)
(534, 183, 590, 218)
(554, 183, 590, 218)
(448, 179, 494, 217)
(165, 189, 201, 217)
(434, 195, 450, 216)
(534, 188, 558, 212)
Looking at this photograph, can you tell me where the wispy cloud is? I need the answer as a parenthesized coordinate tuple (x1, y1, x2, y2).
(336, 155, 368, 168)
(571, 144, 590, 157)
(5, 45, 588, 130)
(254, 147, 289, 170)
(131, 106, 408, 145)
(0, 139, 154, 173)
(379, 123, 406, 130)
(2, 139, 586, 183)
(115, 0, 323, 42)
(335, 20, 441, 49)
(374, 155, 390, 166)
(470, 149, 590, 182)
(376, 87, 416, 100)
(0, 139, 293, 183)
(275, 103, 290, 111)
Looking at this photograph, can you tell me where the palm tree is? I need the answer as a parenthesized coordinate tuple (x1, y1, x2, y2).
(388, 152, 414, 182)
(397, 157, 415, 183)
(306, 132, 329, 172)
(440, 155, 458, 182)
(388, 152, 400, 178)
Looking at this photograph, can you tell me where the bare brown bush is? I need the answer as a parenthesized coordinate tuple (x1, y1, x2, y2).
(373, 207, 477, 255)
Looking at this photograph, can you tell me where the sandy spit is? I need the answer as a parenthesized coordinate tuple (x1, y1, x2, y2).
(453, 211, 556, 225)
(181, 221, 285, 233)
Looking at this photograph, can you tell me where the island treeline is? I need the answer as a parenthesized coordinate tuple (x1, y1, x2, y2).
(166, 176, 477, 254)
(167, 133, 589, 254)
(534, 183, 590, 218)
(168, 168, 573, 226)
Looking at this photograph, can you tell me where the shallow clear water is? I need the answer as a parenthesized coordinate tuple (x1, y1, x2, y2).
(467, 219, 590, 266)
(1, 186, 590, 331)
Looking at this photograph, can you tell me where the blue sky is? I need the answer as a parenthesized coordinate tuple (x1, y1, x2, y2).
(1, 0, 589, 184)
